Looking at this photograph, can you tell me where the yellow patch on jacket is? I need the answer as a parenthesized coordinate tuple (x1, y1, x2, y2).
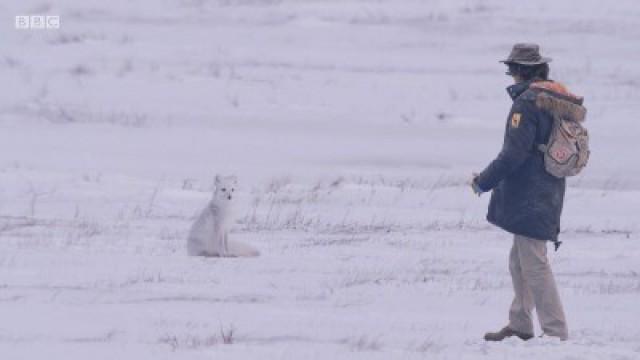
(511, 113, 522, 128)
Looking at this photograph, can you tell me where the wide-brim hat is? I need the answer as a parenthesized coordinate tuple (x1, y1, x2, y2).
(500, 43, 552, 65)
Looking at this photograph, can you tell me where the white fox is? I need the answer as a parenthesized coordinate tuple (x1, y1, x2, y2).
(187, 175, 259, 257)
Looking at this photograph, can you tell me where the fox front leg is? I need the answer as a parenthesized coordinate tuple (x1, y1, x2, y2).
(222, 231, 230, 257)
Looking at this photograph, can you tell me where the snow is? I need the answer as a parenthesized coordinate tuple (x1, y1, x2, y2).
(1, 0, 639, 359)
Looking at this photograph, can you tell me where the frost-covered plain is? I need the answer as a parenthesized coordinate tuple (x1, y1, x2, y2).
(1, 0, 639, 359)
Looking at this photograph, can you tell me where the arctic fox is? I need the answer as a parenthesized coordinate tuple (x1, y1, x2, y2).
(187, 175, 259, 257)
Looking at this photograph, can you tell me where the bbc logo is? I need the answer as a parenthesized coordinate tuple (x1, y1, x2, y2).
(15, 15, 60, 30)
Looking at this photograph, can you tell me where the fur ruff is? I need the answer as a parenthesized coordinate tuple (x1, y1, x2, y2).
(533, 82, 586, 122)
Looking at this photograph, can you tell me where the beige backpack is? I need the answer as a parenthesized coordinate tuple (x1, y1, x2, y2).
(535, 91, 589, 178)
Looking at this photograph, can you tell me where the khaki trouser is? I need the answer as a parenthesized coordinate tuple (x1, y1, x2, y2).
(508, 234, 568, 340)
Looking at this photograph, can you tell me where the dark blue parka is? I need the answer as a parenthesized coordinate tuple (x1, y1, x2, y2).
(475, 80, 582, 242)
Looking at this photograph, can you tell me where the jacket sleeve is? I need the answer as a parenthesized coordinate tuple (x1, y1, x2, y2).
(475, 98, 538, 192)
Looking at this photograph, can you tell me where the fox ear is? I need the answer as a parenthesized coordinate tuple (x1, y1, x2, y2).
(214, 175, 221, 186)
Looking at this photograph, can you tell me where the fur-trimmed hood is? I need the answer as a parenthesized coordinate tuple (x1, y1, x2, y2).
(531, 81, 586, 122)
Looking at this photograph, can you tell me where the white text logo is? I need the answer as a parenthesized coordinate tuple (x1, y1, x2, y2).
(15, 15, 60, 30)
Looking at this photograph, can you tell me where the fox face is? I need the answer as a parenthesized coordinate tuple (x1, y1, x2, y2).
(213, 175, 238, 203)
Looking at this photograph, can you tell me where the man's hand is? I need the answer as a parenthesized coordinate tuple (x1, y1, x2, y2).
(469, 172, 483, 196)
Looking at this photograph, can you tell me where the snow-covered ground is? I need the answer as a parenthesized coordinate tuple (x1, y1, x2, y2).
(1, 0, 639, 359)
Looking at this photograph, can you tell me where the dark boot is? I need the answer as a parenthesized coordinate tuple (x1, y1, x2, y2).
(484, 327, 533, 342)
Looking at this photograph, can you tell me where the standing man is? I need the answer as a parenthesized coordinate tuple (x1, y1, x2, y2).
(471, 43, 586, 342)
